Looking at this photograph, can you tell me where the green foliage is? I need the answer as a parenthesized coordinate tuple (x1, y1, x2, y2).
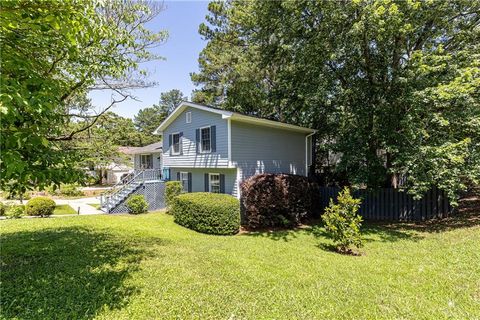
(126, 195, 148, 214)
(322, 188, 363, 253)
(25, 197, 56, 217)
(165, 181, 184, 211)
(193, 0, 480, 201)
(59, 184, 84, 197)
(6, 205, 25, 219)
(172, 192, 240, 235)
(0, 1, 167, 196)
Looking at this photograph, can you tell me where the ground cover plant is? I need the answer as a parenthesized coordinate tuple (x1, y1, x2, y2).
(1, 211, 479, 319)
(53, 205, 77, 215)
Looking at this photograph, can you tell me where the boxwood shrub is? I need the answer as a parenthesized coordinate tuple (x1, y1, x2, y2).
(172, 192, 240, 235)
(126, 194, 148, 214)
(25, 197, 55, 217)
(240, 173, 320, 229)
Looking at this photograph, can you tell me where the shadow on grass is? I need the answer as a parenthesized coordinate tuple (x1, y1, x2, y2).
(0, 226, 166, 319)
(242, 209, 479, 246)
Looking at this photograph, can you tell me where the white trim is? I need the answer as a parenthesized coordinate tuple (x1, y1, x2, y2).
(171, 132, 181, 155)
(227, 118, 232, 166)
(235, 168, 241, 199)
(154, 101, 233, 134)
(305, 132, 315, 176)
(186, 111, 192, 123)
(199, 126, 212, 153)
(153, 101, 315, 135)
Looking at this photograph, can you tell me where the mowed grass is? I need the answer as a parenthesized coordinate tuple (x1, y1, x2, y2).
(53, 204, 77, 215)
(1, 213, 479, 319)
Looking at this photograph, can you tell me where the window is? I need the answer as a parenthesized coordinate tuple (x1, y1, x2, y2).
(172, 133, 180, 155)
(180, 172, 189, 192)
(209, 173, 220, 193)
(140, 154, 152, 169)
(200, 127, 211, 152)
(186, 112, 192, 123)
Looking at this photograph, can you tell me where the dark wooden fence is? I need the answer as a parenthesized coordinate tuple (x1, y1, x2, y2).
(319, 187, 452, 221)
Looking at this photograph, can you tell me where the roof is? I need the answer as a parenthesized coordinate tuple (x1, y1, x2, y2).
(153, 101, 316, 135)
(119, 142, 162, 155)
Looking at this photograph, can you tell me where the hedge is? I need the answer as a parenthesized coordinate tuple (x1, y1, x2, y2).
(171, 192, 240, 235)
(165, 181, 183, 211)
(25, 197, 55, 217)
(126, 194, 148, 214)
(240, 173, 319, 229)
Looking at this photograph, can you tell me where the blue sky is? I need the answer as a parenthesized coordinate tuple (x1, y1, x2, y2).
(89, 0, 209, 119)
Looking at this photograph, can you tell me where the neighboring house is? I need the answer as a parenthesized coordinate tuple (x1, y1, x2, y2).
(154, 101, 316, 198)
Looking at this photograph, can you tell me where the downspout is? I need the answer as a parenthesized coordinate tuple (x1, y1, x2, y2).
(305, 132, 316, 176)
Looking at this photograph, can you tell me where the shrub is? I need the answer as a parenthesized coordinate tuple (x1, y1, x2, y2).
(126, 194, 148, 214)
(25, 197, 56, 217)
(240, 173, 319, 229)
(322, 187, 363, 253)
(165, 181, 184, 211)
(172, 193, 240, 235)
(59, 184, 84, 197)
(6, 205, 25, 219)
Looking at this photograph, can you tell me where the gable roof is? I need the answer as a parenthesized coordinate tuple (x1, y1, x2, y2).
(153, 101, 316, 135)
(120, 142, 162, 155)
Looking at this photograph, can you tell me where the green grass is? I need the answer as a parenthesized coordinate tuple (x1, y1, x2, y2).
(88, 203, 101, 209)
(53, 204, 77, 215)
(1, 213, 479, 319)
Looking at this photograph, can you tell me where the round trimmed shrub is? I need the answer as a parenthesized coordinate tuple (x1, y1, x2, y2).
(172, 193, 240, 235)
(126, 194, 148, 214)
(165, 181, 183, 211)
(240, 173, 320, 229)
(7, 205, 25, 219)
(25, 197, 55, 217)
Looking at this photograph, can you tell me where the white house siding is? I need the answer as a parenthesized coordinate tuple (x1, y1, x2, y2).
(170, 168, 238, 197)
(230, 120, 308, 183)
(162, 107, 230, 168)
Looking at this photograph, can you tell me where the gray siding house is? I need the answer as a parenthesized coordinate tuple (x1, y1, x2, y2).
(154, 101, 315, 198)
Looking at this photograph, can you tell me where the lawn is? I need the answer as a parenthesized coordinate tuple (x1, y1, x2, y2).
(1, 212, 479, 319)
(53, 204, 77, 215)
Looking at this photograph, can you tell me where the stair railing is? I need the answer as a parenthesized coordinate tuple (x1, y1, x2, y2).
(101, 170, 145, 210)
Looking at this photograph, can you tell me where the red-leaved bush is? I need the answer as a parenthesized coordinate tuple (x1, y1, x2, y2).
(240, 173, 319, 229)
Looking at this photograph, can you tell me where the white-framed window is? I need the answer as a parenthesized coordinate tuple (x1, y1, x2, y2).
(209, 173, 220, 193)
(180, 172, 189, 192)
(186, 111, 192, 123)
(172, 133, 180, 155)
(200, 126, 211, 153)
(140, 154, 152, 169)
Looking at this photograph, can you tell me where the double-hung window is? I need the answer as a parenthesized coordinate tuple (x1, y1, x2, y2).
(172, 133, 180, 155)
(200, 127, 211, 153)
(209, 173, 220, 193)
(180, 172, 189, 192)
(140, 154, 152, 169)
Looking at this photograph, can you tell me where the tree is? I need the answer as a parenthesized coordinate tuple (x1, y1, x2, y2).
(0, 0, 167, 195)
(134, 89, 186, 143)
(192, 0, 480, 202)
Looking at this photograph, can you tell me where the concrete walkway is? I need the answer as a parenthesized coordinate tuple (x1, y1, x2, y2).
(54, 197, 103, 215)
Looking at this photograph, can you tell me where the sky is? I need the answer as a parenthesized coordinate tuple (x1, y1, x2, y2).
(88, 0, 209, 119)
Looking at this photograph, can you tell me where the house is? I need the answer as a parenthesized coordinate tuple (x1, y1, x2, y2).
(154, 101, 316, 198)
(101, 101, 315, 213)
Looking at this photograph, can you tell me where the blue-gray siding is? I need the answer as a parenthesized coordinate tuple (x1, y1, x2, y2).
(170, 168, 238, 196)
(230, 121, 308, 181)
(163, 107, 229, 168)
(134, 152, 162, 170)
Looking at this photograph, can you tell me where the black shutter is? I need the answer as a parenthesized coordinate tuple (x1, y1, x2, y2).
(188, 172, 192, 192)
(177, 172, 180, 181)
(220, 174, 225, 193)
(196, 129, 200, 153)
(169, 134, 172, 155)
(179, 132, 183, 155)
(204, 173, 209, 191)
(211, 125, 216, 152)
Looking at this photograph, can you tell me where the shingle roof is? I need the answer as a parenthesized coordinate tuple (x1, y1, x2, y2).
(119, 142, 162, 155)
